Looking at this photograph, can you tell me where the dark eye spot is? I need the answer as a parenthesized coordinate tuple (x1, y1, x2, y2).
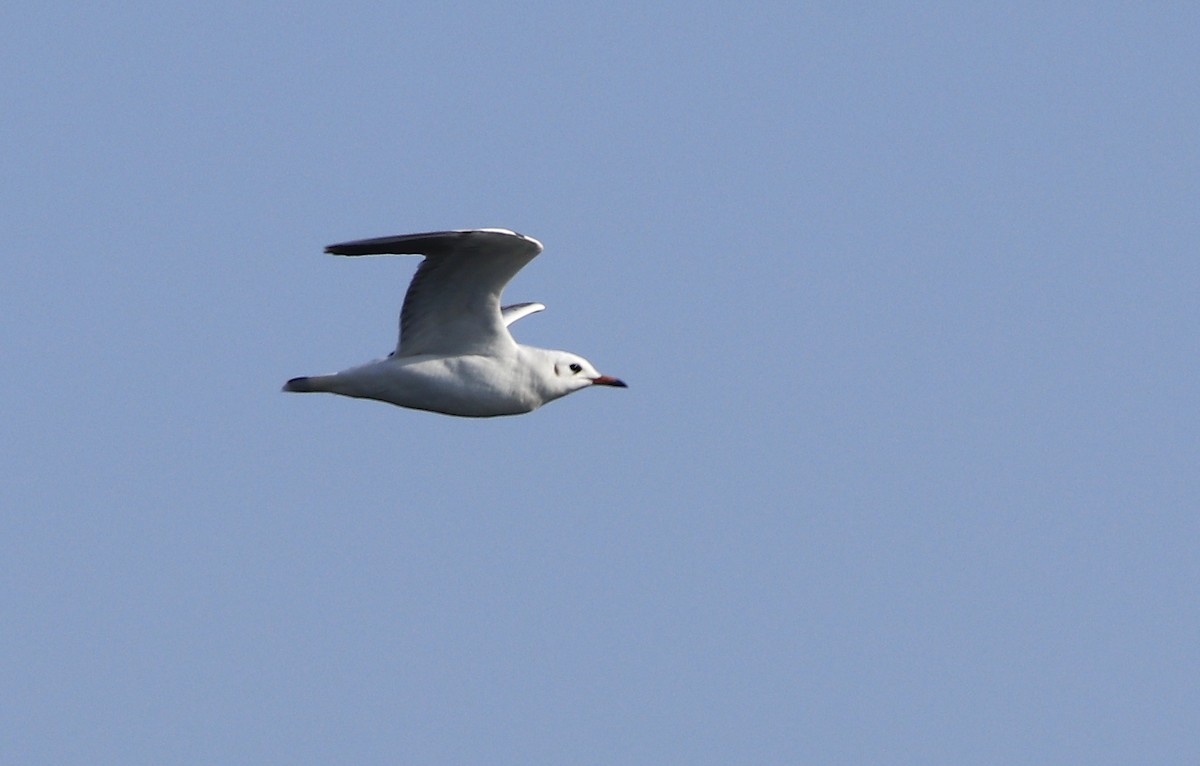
(569, 363, 582, 373)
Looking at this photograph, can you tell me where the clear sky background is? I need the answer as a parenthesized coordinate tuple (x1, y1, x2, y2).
(2, 3, 1197, 764)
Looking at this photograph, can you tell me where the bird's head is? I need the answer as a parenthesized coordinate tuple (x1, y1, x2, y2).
(547, 351, 627, 396)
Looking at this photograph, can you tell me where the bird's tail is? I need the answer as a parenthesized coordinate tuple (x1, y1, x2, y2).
(282, 375, 337, 393)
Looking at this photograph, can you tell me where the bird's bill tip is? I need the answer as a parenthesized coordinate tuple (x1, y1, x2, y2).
(591, 375, 628, 388)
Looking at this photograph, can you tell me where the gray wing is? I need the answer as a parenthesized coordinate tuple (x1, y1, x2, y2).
(325, 228, 543, 356)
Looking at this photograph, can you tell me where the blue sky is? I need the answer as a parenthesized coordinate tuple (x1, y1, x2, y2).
(3, 3, 1197, 763)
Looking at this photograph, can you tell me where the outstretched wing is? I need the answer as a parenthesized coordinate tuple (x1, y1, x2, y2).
(324, 229, 543, 357)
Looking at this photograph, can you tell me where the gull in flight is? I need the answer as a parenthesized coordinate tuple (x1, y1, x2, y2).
(283, 228, 626, 417)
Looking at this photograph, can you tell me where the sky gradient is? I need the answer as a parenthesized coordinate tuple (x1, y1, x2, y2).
(3, 3, 1198, 764)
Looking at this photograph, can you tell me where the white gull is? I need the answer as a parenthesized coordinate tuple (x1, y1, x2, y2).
(283, 228, 626, 417)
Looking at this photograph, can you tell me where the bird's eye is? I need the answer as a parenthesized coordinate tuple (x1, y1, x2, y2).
(569, 363, 582, 374)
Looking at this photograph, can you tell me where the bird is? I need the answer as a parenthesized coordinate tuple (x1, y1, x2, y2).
(283, 228, 626, 417)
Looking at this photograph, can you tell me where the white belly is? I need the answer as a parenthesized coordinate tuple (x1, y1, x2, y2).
(332, 354, 541, 417)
